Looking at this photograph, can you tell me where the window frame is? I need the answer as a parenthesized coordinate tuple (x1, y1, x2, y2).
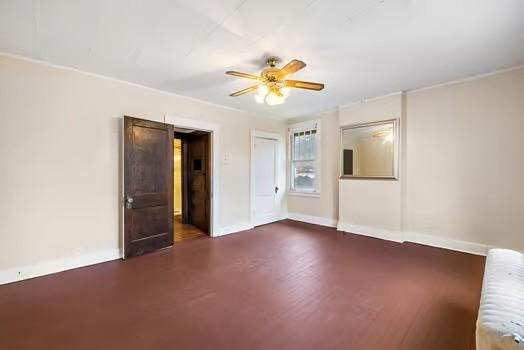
(288, 119, 321, 196)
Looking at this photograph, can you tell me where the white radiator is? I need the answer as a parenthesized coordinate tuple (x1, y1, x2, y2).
(477, 249, 524, 350)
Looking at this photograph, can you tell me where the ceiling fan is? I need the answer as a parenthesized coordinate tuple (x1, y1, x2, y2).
(226, 57, 325, 106)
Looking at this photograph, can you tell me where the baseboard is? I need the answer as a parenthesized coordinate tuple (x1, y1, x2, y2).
(404, 231, 492, 256)
(214, 223, 254, 237)
(336, 221, 491, 256)
(1, 222, 255, 284)
(287, 212, 337, 228)
(337, 222, 404, 243)
(0, 248, 122, 286)
(0, 224, 491, 286)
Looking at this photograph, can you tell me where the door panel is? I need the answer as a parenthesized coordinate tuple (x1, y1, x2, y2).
(188, 134, 210, 233)
(124, 116, 174, 258)
(253, 137, 279, 226)
(129, 206, 170, 241)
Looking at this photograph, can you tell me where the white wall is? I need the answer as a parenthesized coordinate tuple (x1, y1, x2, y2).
(405, 67, 524, 251)
(2, 52, 523, 285)
(0, 55, 287, 278)
(286, 110, 339, 224)
(337, 94, 404, 241)
(289, 67, 524, 253)
(343, 131, 395, 177)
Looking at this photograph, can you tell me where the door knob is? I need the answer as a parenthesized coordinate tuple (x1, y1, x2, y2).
(125, 195, 134, 209)
(275, 186, 279, 194)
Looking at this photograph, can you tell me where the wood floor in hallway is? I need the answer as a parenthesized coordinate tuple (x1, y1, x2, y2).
(174, 215, 208, 242)
(0, 220, 485, 350)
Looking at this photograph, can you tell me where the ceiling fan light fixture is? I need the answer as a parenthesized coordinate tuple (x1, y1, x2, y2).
(253, 83, 289, 106)
(254, 93, 265, 104)
(265, 91, 286, 106)
(372, 128, 394, 144)
(281, 87, 291, 98)
(257, 84, 269, 96)
(227, 57, 324, 106)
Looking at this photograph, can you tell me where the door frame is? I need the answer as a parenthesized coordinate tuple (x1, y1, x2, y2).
(250, 130, 283, 227)
(165, 115, 219, 237)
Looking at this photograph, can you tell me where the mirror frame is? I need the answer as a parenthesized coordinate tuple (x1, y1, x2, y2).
(339, 118, 400, 180)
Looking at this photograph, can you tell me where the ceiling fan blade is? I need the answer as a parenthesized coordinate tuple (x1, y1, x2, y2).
(285, 80, 325, 91)
(278, 59, 306, 78)
(226, 71, 260, 80)
(229, 85, 259, 97)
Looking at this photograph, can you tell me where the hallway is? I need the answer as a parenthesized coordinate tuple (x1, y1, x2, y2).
(174, 215, 208, 242)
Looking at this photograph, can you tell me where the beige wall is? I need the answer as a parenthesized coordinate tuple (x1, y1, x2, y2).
(289, 68, 524, 251)
(338, 94, 404, 238)
(287, 110, 339, 222)
(0, 55, 287, 272)
(341, 133, 361, 175)
(2, 52, 522, 279)
(286, 95, 403, 233)
(343, 135, 394, 177)
(405, 68, 524, 250)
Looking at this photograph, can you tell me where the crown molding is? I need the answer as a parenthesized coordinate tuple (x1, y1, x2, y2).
(0, 51, 286, 121)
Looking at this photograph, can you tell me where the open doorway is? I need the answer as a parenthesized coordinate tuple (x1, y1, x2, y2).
(123, 116, 217, 258)
(173, 128, 211, 242)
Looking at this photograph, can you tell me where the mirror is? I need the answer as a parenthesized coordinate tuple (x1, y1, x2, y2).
(340, 119, 398, 179)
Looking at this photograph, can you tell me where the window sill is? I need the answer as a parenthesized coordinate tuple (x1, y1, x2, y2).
(287, 191, 320, 198)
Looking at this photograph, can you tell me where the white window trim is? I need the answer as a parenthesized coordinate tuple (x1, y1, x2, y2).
(287, 191, 320, 198)
(288, 119, 321, 196)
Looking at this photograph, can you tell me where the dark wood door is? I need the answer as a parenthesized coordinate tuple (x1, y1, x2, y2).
(124, 116, 174, 258)
(188, 134, 210, 233)
(343, 149, 354, 175)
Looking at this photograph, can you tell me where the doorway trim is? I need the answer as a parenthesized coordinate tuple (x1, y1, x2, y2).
(165, 115, 219, 237)
(250, 129, 284, 227)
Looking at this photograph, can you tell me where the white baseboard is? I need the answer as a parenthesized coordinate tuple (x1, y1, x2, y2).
(0, 248, 122, 285)
(287, 212, 337, 228)
(252, 213, 287, 228)
(337, 222, 404, 243)
(404, 231, 492, 256)
(336, 221, 490, 256)
(1, 223, 491, 286)
(214, 222, 254, 237)
(1, 222, 254, 285)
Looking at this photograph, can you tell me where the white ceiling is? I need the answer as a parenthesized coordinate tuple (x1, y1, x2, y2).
(1, 0, 523, 118)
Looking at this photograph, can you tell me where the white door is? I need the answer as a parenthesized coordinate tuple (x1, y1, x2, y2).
(252, 136, 279, 226)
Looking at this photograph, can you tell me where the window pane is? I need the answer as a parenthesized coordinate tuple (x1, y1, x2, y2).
(304, 133, 315, 159)
(294, 133, 299, 160)
(296, 133, 302, 160)
(292, 161, 316, 191)
(310, 134, 316, 159)
(296, 134, 304, 160)
(302, 136, 311, 160)
(293, 130, 317, 161)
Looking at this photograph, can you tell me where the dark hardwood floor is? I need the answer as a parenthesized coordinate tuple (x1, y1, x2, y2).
(0, 220, 485, 350)
(174, 215, 208, 242)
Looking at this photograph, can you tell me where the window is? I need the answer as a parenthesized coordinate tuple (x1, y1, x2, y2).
(289, 120, 320, 195)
